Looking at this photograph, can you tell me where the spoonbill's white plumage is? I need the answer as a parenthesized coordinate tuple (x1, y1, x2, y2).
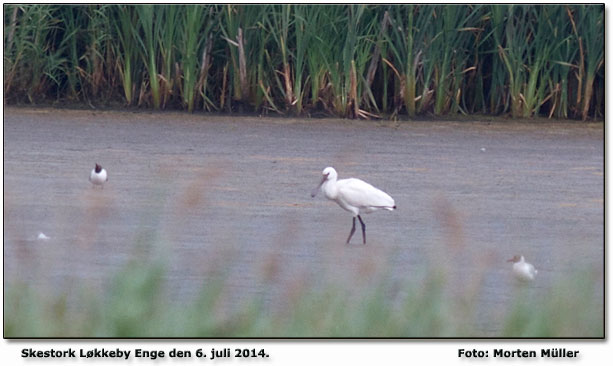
(89, 163, 107, 188)
(311, 167, 396, 244)
(507, 255, 538, 281)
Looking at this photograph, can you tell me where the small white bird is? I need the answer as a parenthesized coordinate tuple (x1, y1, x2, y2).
(89, 163, 108, 187)
(37, 232, 50, 241)
(507, 255, 538, 281)
(311, 167, 396, 244)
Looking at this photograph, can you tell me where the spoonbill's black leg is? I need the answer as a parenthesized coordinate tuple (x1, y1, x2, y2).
(346, 217, 356, 244)
(358, 215, 366, 244)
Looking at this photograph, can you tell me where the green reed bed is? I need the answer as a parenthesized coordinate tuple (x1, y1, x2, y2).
(3, 4, 604, 120)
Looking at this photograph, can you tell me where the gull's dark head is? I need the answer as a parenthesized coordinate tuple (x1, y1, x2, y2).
(506, 255, 522, 263)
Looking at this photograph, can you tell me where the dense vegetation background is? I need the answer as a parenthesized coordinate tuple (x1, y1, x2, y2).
(3, 4, 604, 120)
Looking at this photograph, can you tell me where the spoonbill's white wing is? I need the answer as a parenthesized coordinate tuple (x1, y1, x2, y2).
(336, 178, 395, 211)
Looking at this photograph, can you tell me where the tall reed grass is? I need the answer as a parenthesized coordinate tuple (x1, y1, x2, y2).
(3, 4, 604, 120)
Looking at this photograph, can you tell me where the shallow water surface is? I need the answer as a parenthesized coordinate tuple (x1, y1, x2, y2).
(3, 108, 604, 336)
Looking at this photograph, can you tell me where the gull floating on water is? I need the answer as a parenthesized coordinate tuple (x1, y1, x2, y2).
(37, 232, 50, 241)
(311, 167, 396, 245)
(89, 163, 108, 187)
(507, 255, 538, 281)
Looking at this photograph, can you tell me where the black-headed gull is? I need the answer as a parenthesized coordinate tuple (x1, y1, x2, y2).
(89, 163, 108, 187)
(311, 167, 396, 245)
(507, 255, 538, 281)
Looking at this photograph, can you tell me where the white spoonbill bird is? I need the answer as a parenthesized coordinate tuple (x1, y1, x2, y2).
(507, 255, 538, 282)
(311, 167, 396, 244)
(89, 163, 108, 188)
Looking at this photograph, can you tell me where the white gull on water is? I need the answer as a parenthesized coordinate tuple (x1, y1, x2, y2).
(507, 255, 538, 281)
(89, 163, 108, 187)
